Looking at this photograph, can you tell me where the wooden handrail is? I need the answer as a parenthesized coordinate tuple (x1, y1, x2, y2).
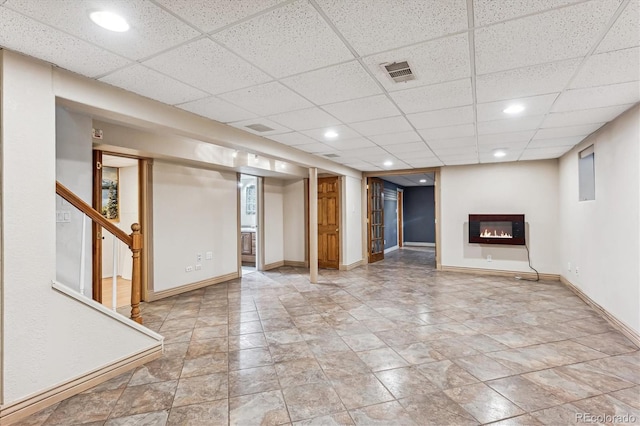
(56, 181, 143, 324)
(56, 181, 132, 247)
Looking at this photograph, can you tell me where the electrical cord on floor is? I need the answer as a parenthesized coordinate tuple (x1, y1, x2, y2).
(515, 242, 540, 282)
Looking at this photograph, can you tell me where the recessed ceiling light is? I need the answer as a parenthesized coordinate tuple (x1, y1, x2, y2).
(493, 149, 507, 158)
(419, 179, 427, 183)
(89, 11, 130, 32)
(232, 151, 238, 158)
(383, 160, 393, 167)
(324, 130, 338, 139)
(503, 104, 525, 115)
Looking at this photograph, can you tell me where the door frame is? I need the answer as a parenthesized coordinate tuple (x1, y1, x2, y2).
(92, 150, 152, 302)
(397, 188, 404, 248)
(362, 168, 441, 269)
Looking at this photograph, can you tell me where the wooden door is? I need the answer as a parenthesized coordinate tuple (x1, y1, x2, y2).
(92, 150, 103, 302)
(368, 177, 384, 263)
(318, 176, 340, 269)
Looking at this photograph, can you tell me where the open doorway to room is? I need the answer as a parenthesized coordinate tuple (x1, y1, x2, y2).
(97, 154, 139, 309)
(366, 171, 439, 268)
(239, 174, 259, 275)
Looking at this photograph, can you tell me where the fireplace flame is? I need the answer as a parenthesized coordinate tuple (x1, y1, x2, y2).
(480, 229, 513, 238)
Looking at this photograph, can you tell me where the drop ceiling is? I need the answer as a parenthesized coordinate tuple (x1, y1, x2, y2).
(1, 0, 638, 172)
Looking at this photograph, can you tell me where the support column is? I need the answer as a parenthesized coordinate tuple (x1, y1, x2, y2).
(309, 167, 318, 284)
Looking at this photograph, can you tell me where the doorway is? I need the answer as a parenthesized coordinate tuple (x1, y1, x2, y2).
(239, 174, 259, 275)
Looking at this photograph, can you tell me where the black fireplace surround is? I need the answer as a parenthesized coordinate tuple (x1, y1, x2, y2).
(469, 214, 525, 245)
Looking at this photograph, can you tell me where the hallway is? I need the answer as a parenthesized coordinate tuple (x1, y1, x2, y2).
(19, 249, 639, 425)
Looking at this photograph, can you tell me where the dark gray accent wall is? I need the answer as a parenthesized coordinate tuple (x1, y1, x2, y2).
(404, 186, 435, 243)
(383, 180, 402, 250)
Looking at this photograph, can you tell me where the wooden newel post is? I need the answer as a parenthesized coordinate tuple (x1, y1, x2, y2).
(130, 223, 143, 324)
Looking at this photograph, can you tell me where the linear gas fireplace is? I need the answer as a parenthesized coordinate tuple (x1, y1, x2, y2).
(469, 214, 525, 245)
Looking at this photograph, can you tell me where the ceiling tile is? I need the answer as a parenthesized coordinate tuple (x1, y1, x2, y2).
(406, 105, 474, 129)
(406, 158, 444, 168)
(178, 96, 257, 123)
(474, 1, 621, 75)
(229, 118, 291, 136)
(344, 161, 374, 170)
(429, 136, 477, 149)
(383, 142, 429, 154)
(419, 124, 476, 140)
(213, 0, 353, 78)
(302, 125, 361, 142)
(281, 61, 382, 105)
(596, 0, 639, 53)
(396, 151, 436, 161)
(339, 146, 388, 158)
(369, 131, 422, 146)
(541, 104, 634, 128)
(552, 81, 640, 112)
(534, 123, 604, 140)
(268, 107, 341, 131)
(269, 132, 319, 146)
(478, 131, 535, 147)
(4, 0, 200, 59)
(378, 160, 411, 170)
(474, 0, 583, 26)
(0, 7, 130, 78)
(476, 59, 581, 102)
(391, 79, 473, 114)
(478, 142, 528, 153)
(218, 81, 312, 116)
(477, 115, 545, 135)
(520, 146, 572, 160)
(527, 136, 584, 148)
(154, 0, 284, 32)
(316, 0, 467, 55)
(323, 137, 377, 150)
(143, 38, 271, 95)
(477, 93, 558, 122)
(570, 47, 639, 89)
(478, 150, 523, 163)
(362, 33, 470, 92)
(322, 95, 401, 123)
(349, 116, 413, 137)
(99, 64, 208, 105)
(295, 142, 336, 153)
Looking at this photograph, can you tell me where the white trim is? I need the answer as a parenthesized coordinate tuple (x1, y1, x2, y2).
(51, 280, 164, 342)
(384, 245, 399, 254)
(404, 242, 435, 247)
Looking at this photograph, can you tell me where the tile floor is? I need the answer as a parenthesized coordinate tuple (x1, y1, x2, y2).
(17, 248, 640, 425)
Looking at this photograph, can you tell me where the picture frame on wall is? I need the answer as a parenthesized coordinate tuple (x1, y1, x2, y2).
(101, 166, 119, 222)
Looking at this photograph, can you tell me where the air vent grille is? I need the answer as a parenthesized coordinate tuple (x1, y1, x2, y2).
(246, 123, 274, 132)
(384, 61, 415, 83)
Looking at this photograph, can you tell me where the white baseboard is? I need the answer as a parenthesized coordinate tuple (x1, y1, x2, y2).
(148, 272, 238, 301)
(441, 265, 559, 281)
(560, 275, 640, 348)
(339, 260, 364, 271)
(384, 245, 399, 254)
(263, 260, 285, 271)
(404, 242, 435, 247)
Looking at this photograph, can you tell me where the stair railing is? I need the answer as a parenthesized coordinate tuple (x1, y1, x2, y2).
(56, 181, 143, 324)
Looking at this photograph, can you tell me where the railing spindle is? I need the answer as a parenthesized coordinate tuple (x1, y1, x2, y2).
(130, 223, 142, 324)
(79, 214, 87, 296)
(112, 232, 118, 311)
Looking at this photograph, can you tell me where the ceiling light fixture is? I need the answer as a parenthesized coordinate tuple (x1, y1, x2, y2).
(324, 130, 338, 139)
(89, 11, 130, 32)
(419, 179, 427, 183)
(383, 160, 393, 167)
(503, 104, 525, 115)
(493, 149, 507, 158)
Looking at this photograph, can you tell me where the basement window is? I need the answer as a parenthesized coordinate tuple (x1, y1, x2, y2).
(578, 145, 595, 201)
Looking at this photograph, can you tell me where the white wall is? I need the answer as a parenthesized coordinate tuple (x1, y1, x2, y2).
(153, 162, 237, 292)
(2, 50, 159, 404)
(559, 105, 640, 334)
(343, 176, 363, 266)
(440, 160, 560, 274)
(263, 178, 284, 266)
(283, 179, 306, 263)
(55, 107, 93, 295)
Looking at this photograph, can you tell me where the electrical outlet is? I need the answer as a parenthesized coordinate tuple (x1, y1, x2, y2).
(575, 267, 579, 276)
(487, 255, 492, 262)
(206, 251, 213, 260)
(185, 266, 193, 272)
(196, 253, 202, 262)
(56, 210, 71, 223)
(195, 264, 202, 271)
